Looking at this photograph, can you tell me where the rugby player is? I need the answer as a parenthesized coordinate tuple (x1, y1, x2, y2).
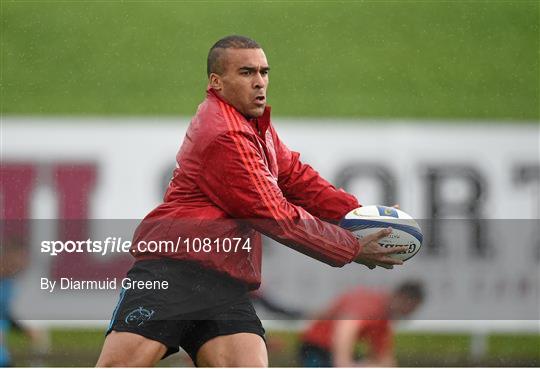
(299, 281, 424, 367)
(97, 35, 407, 367)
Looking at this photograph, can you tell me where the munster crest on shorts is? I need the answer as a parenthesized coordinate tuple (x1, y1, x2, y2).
(125, 306, 155, 326)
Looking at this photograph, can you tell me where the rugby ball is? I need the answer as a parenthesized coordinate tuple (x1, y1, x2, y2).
(339, 205, 422, 261)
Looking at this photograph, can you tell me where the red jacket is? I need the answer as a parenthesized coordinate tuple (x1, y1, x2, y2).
(132, 88, 361, 288)
(302, 287, 392, 356)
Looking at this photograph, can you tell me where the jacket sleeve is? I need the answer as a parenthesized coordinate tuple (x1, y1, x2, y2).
(196, 130, 361, 267)
(274, 132, 360, 223)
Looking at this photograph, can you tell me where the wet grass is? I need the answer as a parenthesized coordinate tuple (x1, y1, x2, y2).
(2, 1, 538, 120)
(8, 328, 540, 367)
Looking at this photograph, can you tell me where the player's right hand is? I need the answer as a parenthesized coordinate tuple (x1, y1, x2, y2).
(353, 227, 408, 270)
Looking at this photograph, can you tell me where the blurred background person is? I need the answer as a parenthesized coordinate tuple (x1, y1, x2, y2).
(0, 239, 49, 367)
(299, 281, 424, 367)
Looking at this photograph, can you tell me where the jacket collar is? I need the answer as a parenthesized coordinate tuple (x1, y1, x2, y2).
(207, 87, 271, 136)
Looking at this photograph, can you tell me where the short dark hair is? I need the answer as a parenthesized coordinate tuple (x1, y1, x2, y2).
(207, 35, 261, 77)
(395, 280, 425, 301)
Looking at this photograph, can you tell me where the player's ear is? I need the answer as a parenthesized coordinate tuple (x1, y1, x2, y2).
(209, 73, 222, 91)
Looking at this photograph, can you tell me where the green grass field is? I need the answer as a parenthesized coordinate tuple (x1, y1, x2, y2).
(8, 328, 540, 367)
(2, 1, 538, 120)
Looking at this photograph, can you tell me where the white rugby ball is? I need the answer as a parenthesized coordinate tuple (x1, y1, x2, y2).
(339, 205, 423, 261)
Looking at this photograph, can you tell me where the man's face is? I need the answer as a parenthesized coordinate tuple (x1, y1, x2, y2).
(211, 48, 269, 119)
(389, 294, 422, 319)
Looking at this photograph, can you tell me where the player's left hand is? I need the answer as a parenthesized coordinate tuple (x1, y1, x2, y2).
(366, 205, 401, 269)
(354, 228, 408, 270)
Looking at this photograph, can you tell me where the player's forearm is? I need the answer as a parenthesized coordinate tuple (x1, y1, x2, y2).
(278, 152, 360, 221)
(333, 357, 356, 367)
(332, 343, 356, 367)
(246, 214, 361, 267)
(285, 182, 360, 223)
